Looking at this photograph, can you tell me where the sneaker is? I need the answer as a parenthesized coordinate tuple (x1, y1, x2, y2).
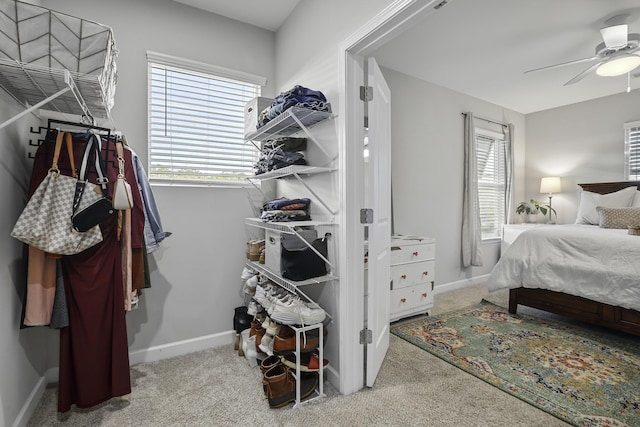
(247, 301, 260, 316)
(270, 300, 326, 326)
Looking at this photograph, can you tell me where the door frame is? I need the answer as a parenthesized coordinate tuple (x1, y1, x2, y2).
(337, 0, 445, 395)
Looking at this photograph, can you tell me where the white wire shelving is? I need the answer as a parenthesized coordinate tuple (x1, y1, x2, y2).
(0, 59, 112, 129)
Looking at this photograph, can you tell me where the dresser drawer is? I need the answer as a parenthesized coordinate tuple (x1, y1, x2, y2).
(390, 283, 434, 318)
(390, 240, 435, 264)
(391, 260, 434, 290)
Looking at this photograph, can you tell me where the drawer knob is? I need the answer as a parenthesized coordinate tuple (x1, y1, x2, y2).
(401, 274, 407, 279)
(412, 251, 419, 256)
(400, 298, 406, 303)
(422, 293, 428, 298)
(422, 271, 429, 276)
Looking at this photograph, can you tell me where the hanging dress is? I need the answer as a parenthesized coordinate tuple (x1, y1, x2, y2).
(28, 130, 145, 412)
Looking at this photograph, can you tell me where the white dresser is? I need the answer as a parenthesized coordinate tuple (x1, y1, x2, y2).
(389, 235, 435, 322)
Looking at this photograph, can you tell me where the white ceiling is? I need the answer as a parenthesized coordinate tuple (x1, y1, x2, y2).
(173, 0, 300, 31)
(373, 0, 640, 114)
(175, 0, 640, 114)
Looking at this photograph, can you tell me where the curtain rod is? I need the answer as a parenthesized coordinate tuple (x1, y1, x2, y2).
(461, 112, 507, 128)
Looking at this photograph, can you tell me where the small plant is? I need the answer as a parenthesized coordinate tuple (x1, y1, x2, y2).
(516, 199, 556, 218)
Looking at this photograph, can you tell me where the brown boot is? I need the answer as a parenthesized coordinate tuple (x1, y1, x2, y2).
(262, 365, 318, 408)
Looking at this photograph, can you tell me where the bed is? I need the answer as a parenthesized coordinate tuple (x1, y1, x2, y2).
(488, 181, 640, 336)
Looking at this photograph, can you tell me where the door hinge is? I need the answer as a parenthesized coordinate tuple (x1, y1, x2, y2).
(360, 328, 373, 344)
(360, 208, 373, 224)
(360, 85, 373, 102)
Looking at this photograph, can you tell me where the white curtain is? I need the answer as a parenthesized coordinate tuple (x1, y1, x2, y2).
(462, 112, 483, 267)
(504, 123, 515, 224)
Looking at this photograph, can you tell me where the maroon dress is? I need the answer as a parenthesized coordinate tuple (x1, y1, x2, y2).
(29, 130, 145, 412)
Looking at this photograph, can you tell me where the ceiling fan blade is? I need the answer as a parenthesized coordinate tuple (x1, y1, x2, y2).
(600, 24, 628, 49)
(524, 55, 600, 74)
(563, 61, 604, 86)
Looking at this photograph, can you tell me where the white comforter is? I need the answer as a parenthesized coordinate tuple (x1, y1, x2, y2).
(488, 224, 640, 312)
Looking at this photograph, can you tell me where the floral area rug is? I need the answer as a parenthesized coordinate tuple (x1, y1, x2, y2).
(391, 301, 640, 426)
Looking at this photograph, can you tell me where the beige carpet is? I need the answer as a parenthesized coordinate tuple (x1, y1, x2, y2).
(27, 286, 570, 426)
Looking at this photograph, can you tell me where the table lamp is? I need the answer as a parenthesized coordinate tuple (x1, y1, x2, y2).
(540, 176, 561, 223)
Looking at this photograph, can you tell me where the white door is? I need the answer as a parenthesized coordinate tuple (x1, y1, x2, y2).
(365, 57, 392, 387)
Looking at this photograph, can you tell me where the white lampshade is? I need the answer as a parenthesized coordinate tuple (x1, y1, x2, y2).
(596, 54, 640, 77)
(540, 176, 561, 194)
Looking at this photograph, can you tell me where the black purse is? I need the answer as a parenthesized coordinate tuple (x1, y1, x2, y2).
(281, 233, 330, 281)
(71, 133, 115, 232)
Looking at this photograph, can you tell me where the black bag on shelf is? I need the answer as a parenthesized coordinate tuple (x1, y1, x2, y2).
(281, 233, 330, 281)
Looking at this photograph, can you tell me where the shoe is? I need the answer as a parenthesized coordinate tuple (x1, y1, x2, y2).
(272, 326, 322, 354)
(262, 364, 318, 408)
(260, 355, 281, 375)
(259, 246, 265, 264)
(258, 334, 275, 355)
(241, 266, 257, 281)
(247, 301, 261, 316)
(270, 300, 326, 326)
(249, 240, 265, 261)
(279, 352, 329, 372)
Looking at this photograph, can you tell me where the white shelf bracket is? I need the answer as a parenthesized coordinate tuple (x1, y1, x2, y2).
(0, 69, 94, 130)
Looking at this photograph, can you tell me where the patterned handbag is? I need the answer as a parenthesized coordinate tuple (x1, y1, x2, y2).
(11, 131, 104, 255)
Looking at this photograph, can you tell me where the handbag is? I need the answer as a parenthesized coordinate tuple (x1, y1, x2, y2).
(11, 132, 104, 255)
(71, 133, 115, 232)
(112, 141, 133, 210)
(281, 232, 330, 281)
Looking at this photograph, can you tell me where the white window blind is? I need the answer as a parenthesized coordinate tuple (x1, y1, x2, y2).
(476, 131, 506, 239)
(625, 120, 640, 180)
(148, 57, 262, 184)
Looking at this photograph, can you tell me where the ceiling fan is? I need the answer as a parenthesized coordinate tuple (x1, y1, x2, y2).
(525, 14, 640, 86)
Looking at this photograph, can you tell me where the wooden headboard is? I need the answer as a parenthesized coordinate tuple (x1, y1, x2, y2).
(578, 181, 640, 194)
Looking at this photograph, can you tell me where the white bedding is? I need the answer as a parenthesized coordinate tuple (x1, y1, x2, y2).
(488, 224, 640, 312)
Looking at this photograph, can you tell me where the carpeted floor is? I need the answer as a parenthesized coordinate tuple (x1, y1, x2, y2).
(27, 286, 575, 426)
(392, 300, 640, 426)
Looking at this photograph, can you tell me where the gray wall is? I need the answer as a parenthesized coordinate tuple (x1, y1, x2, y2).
(525, 90, 640, 225)
(0, 95, 57, 425)
(381, 67, 527, 286)
(40, 0, 276, 356)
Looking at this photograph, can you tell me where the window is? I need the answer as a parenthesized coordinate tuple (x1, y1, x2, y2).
(147, 52, 266, 185)
(476, 130, 506, 239)
(625, 120, 640, 180)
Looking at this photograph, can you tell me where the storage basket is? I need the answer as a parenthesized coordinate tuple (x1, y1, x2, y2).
(0, 1, 118, 113)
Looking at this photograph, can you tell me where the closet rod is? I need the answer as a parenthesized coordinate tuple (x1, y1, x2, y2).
(461, 112, 507, 128)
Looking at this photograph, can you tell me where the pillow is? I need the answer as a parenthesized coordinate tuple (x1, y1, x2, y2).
(633, 190, 640, 208)
(575, 186, 637, 225)
(596, 206, 640, 229)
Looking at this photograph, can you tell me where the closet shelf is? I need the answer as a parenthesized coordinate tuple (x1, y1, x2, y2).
(245, 218, 336, 232)
(0, 59, 111, 128)
(247, 261, 337, 293)
(245, 107, 333, 141)
(248, 165, 335, 182)
(246, 260, 336, 327)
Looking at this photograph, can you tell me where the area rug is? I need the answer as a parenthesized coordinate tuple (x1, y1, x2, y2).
(391, 301, 640, 427)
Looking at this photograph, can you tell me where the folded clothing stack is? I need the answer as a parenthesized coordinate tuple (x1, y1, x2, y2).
(261, 198, 311, 222)
(254, 137, 308, 175)
(257, 85, 330, 128)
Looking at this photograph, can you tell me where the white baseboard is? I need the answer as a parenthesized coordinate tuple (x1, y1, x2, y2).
(433, 274, 490, 295)
(128, 330, 235, 366)
(12, 376, 47, 427)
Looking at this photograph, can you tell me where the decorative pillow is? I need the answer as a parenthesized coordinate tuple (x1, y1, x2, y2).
(596, 206, 640, 229)
(633, 190, 640, 208)
(575, 186, 637, 225)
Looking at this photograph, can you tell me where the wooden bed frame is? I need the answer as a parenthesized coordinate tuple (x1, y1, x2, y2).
(508, 180, 640, 337)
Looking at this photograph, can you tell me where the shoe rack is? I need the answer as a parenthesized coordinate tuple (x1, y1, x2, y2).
(244, 106, 337, 407)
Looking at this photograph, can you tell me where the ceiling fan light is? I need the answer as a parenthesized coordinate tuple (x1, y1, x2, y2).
(596, 55, 640, 76)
